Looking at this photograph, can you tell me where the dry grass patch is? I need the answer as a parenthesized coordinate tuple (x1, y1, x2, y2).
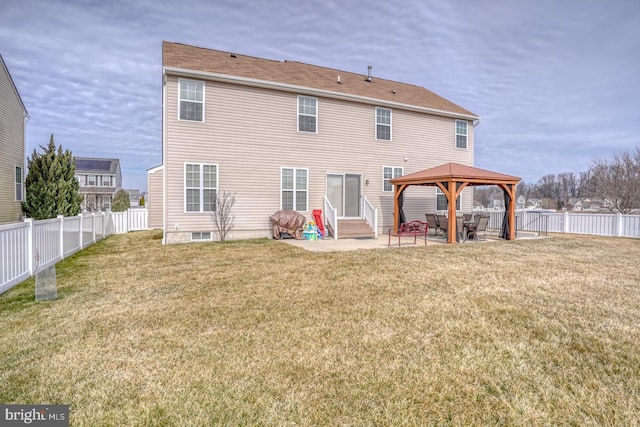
(1, 231, 639, 425)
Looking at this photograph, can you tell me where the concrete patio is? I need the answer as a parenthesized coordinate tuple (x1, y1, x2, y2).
(279, 230, 544, 252)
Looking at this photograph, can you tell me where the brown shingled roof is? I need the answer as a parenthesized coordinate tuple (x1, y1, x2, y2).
(162, 41, 477, 119)
(390, 162, 521, 186)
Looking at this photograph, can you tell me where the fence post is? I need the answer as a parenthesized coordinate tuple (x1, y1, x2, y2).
(92, 213, 96, 243)
(563, 211, 570, 233)
(615, 213, 623, 237)
(79, 213, 83, 248)
(26, 218, 34, 276)
(58, 215, 65, 260)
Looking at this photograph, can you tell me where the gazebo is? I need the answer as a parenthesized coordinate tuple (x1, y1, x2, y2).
(390, 163, 521, 244)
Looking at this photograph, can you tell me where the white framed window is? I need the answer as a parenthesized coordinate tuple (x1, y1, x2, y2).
(382, 166, 403, 192)
(455, 120, 468, 149)
(191, 232, 212, 241)
(87, 175, 96, 186)
(376, 107, 392, 140)
(281, 167, 308, 211)
(436, 187, 461, 211)
(179, 79, 205, 122)
(297, 96, 317, 133)
(185, 163, 217, 212)
(15, 166, 23, 201)
(102, 175, 112, 187)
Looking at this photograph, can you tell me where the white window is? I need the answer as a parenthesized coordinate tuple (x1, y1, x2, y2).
(15, 166, 23, 201)
(436, 187, 461, 211)
(382, 166, 403, 192)
(297, 96, 317, 133)
(185, 163, 217, 212)
(281, 167, 308, 211)
(179, 79, 204, 122)
(376, 107, 392, 140)
(87, 175, 96, 186)
(102, 175, 112, 187)
(191, 232, 212, 241)
(455, 120, 468, 149)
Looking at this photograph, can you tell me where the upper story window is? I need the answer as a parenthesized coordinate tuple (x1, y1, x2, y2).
(376, 107, 392, 140)
(15, 166, 23, 201)
(436, 187, 461, 211)
(281, 167, 308, 211)
(87, 175, 96, 186)
(101, 175, 113, 187)
(179, 79, 204, 122)
(185, 163, 217, 212)
(297, 96, 317, 133)
(382, 166, 403, 192)
(455, 120, 468, 148)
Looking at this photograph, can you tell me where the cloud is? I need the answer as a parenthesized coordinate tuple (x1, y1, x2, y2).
(2, 0, 639, 190)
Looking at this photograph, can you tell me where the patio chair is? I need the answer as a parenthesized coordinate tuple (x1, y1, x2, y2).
(436, 214, 448, 238)
(463, 213, 473, 222)
(424, 213, 440, 236)
(469, 215, 490, 241)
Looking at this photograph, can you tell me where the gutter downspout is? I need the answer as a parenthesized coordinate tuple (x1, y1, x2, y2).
(161, 69, 167, 245)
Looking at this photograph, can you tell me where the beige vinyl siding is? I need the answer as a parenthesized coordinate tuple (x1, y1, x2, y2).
(0, 62, 26, 225)
(146, 166, 163, 229)
(163, 75, 474, 240)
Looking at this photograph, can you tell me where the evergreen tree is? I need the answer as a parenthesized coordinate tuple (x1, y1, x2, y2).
(111, 189, 131, 212)
(22, 134, 84, 219)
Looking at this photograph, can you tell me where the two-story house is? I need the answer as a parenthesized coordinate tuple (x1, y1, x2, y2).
(153, 41, 479, 243)
(0, 54, 28, 225)
(74, 157, 122, 211)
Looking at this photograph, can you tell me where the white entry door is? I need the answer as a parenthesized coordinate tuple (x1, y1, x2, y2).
(327, 174, 361, 218)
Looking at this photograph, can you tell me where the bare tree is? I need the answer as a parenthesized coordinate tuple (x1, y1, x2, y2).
(211, 190, 236, 242)
(589, 146, 640, 214)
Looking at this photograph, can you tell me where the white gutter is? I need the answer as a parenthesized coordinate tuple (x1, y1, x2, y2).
(163, 66, 480, 121)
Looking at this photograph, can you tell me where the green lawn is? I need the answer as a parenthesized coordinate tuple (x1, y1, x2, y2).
(1, 231, 639, 426)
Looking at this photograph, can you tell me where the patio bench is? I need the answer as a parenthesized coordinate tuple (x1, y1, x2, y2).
(388, 220, 429, 247)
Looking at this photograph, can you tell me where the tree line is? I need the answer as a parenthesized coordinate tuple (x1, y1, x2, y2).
(477, 145, 640, 214)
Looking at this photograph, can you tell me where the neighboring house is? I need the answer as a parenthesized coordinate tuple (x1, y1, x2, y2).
(126, 189, 141, 207)
(516, 195, 526, 210)
(0, 54, 28, 225)
(75, 157, 122, 211)
(154, 41, 479, 243)
(527, 198, 542, 209)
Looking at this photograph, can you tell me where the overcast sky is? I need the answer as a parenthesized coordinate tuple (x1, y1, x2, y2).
(1, 0, 639, 191)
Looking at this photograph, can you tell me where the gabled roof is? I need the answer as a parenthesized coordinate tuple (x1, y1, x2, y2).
(390, 162, 521, 186)
(162, 41, 478, 120)
(75, 157, 120, 174)
(0, 53, 28, 117)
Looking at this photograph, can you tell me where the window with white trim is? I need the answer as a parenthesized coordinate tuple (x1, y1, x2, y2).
(179, 79, 204, 122)
(436, 187, 461, 211)
(455, 120, 468, 148)
(15, 166, 23, 201)
(281, 167, 308, 211)
(87, 175, 96, 186)
(382, 166, 403, 192)
(297, 96, 317, 133)
(185, 163, 217, 212)
(191, 232, 212, 241)
(376, 107, 392, 140)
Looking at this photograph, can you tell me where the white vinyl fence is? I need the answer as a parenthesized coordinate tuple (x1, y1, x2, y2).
(476, 210, 640, 239)
(1, 209, 148, 294)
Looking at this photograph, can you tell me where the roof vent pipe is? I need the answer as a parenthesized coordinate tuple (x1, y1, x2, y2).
(366, 65, 372, 82)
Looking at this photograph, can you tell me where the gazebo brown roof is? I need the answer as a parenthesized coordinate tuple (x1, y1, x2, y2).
(390, 163, 521, 243)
